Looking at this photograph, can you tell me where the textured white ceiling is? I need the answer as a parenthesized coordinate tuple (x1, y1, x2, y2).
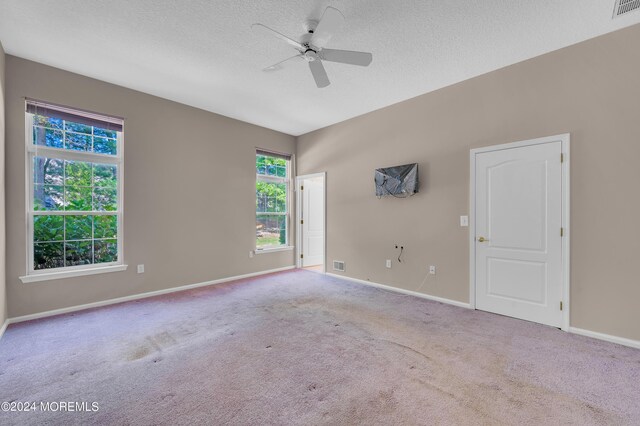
(1, 1, 639, 136)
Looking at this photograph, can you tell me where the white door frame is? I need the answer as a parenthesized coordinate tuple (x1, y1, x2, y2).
(295, 172, 327, 273)
(469, 134, 570, 331)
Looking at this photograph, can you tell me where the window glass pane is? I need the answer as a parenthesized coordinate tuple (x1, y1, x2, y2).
(94, 187, 117, 211)
(65, 241, 93, 267)
(94, 137, 117, 155)
(65, 186, 92, 211)
(33, 157, 64, 185)
(34, 242, 64, 270)
(93, 164, 117, 187)
(34, 115, 63, 130)
(65, 160, 92, 186)
(64, 121, 92, 135)
(65, 132, 92, 151)
(95, 239, 118, 263)
(256, 155, 266, 174)
(65, 215, 93, 240)
(34, 184, 64, 211)
(94, 215, 117, 239)
(34, 127, 64, 148)
(256, 214, 286, 248)
(34, 215, 64, 242)
(94, 127, 117, 138)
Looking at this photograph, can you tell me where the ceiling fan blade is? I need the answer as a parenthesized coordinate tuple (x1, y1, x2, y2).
(262, 55, 304, 72)
(320, 49, 373, 66)
(252, 23, 303, 50)
(311, 7, 344, 48)
(308, 58, 330, 88)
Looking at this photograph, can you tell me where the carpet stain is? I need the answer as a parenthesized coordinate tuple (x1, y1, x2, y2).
(508, 397, 524, 408)
(126, 346, 151, 361)
(146, 331, 177, 350)
(125, 332, 179, 361)
(370, 389, 399, 413)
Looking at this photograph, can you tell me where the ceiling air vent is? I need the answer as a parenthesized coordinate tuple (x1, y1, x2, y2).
(613, 0, 640, 18)
(333, 260, 345, 272)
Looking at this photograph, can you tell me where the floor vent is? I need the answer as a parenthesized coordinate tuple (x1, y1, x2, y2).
(332, 260, 345, 272)
(613, 0, 640, 18)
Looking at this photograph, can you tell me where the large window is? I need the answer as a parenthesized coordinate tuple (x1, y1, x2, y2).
(256, 150, 291, 250)
(24, 100, 124, 278)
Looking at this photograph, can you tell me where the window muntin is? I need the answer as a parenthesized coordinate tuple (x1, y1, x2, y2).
(26, 105, 123, 274)
(256, 153, 290, 250)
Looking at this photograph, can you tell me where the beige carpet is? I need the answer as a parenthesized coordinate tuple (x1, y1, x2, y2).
(1, 270, 639, 425)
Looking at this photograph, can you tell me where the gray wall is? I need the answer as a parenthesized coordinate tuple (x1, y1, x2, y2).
(297, 24, 640, 341)
(5, 56, 296, 318)
(0, 41, 6, 326)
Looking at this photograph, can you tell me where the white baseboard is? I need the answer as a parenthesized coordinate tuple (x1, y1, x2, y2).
(0, 319, 8, 342)
(7, 266, 295, 326)
(569, 327, 640, 350)
(326, 273, 472, 309)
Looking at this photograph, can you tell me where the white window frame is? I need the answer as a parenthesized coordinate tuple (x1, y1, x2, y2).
(20, 112, 126, 283)
(255, 152, 292, 253)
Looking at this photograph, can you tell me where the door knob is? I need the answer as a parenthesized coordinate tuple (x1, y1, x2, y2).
(477, 236, 488, 242)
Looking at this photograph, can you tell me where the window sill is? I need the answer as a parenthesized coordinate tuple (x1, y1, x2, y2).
(19, 264, 128, 283)
(255, 246, 294, 255)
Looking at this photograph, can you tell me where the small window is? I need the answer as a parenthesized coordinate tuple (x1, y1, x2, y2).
(25, 100, 124, 275)
(256, 150, 291, 250)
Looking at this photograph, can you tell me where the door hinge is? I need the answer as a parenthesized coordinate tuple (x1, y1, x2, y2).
(560, 153, 564, 163)
(560, 227, 564, 237)
(560, 301, 563, 311)
(300, 219, 304, 225)
(301, 185, 304, 190)
(300, 254, 304, 259)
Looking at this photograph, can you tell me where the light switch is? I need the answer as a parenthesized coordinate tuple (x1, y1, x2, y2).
(460, 215, 469, 227)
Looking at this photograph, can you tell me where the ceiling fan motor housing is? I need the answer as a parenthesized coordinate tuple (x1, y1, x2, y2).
(303, 49, 319, 62)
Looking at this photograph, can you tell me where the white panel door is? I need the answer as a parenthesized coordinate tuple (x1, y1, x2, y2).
(475, 142, 563, 327)
(302, 177, 324, 267)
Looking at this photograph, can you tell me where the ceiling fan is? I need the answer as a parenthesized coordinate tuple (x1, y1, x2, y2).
(252, 7, 372, 88)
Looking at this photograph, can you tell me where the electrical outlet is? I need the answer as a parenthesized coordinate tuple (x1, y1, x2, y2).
(429, 265, 436, 275)
(137, 264, 145, 274)
(386, 259, 392, 269)
(460, 215, 469, 227)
